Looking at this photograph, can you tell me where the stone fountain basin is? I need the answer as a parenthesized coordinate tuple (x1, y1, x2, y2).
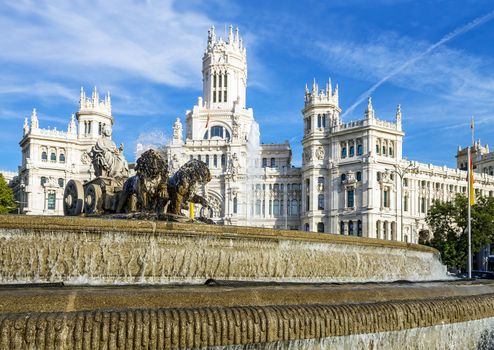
(0, 215, 447, 284)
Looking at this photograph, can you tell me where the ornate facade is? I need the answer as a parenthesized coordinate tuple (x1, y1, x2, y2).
(14, 87, 116, 215)
(164, 26, 494, 244)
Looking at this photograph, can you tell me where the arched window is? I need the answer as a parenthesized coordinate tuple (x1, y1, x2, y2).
(357, 220, 362, 237)
(349, 221, 354, 236)
(41, 151, 47, 161)
(205, 155, 210, 165)
(389, 146, 394, 157)
(59, 153, 65, 163)
(341, 147, 347, 158)
(391, 222, 396, 240)
(221, 154, 226, 167)
(270, 158, 275, 168)
(304, 223, 310, 232)
(213, 155, 218, 167)
(58, 178, 64, 188)
(356, 171, 362, 182)
(341, 174, 346, 183)
(41, 176, 47, 186)
(50, 152, 56, 162)
(340, 221, 345, 235)
(318, 194, 324, 210)
(207, 125, 231, 140)
(382, 145, 386, 155)
(376, 221, 381, 239)
(383, 222, 388, 240)
(317, 222, 324, 233)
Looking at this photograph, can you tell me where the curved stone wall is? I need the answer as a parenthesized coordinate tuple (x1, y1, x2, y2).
(0, 215, 447, 284)
(1, 293, 494, 349)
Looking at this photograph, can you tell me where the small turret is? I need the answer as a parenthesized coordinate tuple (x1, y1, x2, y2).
(304, 79, 339, 106)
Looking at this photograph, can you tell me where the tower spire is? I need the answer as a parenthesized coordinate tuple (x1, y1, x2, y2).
(30, 108, 39, 129)
(23, 117, 29, 135)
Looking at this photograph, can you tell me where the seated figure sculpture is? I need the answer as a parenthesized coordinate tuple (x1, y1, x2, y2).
(167, 159, 212, 215)
(117, 149, 169, 213)
(90, 125, 129, 181)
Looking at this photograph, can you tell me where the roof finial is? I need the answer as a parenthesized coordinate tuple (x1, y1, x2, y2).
(365, 96, 374, 119)
(31, 108, 39, 129)
(23, 117, 29, 135)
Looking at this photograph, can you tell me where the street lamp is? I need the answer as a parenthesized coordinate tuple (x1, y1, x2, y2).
(391, 161, 418, 242)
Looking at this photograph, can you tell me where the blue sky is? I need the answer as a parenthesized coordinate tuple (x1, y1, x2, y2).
(1, 0, 494, 171)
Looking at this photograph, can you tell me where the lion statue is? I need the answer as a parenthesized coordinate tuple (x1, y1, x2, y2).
(116, 149, 169, 213)
(167, 159, 212, 215)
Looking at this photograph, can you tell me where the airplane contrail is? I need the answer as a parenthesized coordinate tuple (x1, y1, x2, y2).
(341, 10, 494, 118)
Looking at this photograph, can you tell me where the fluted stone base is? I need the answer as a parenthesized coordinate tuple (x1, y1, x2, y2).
(1, 281, 494, 349)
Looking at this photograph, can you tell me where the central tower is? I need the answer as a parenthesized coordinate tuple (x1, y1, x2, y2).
(202, 25, 247, 109)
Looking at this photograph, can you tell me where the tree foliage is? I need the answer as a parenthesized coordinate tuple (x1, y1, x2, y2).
(0, 174, 16, 214)
(424, 194, 494, 270)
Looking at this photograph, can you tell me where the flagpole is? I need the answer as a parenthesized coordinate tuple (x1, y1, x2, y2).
(467, 146, 472, 279)
(467, 116, 474, 279)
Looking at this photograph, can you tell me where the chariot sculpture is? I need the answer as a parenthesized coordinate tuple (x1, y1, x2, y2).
(63, 128, 213, 221)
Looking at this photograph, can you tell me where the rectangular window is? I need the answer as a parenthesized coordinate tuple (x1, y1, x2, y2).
(270, 158, 275, 168)
(47, 193, 56, 210)
(357, 144, 363, 156)
(213, 91, 216, 103)
(347, 189, 355, 208)
(383, 190, 389, 208)
(403, 178, 408, 187)
(318, 194, 324, 210)
(404, 196, 408, 211)
(224, 91, 227, 102)
(341, 147, 347, 158)
(349, 146, 355, 157)
(306, 195, 310, 211)
(224, 74, 227, 87)
(262, 158, 267, 168)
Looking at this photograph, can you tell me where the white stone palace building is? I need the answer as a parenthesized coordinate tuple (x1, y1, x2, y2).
(12, 88, 115, 215)
(11, 26, 494, 245)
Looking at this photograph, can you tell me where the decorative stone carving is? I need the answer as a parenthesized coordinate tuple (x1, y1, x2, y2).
(232, 116, 240, 139)
(228, 153, 240, 180)
(89, 125, 129, 180)
(316, 146, 325, 160)
(343, 170, 357, 186)
(173, 118, 183, 141)
(80, 150, 91, 165)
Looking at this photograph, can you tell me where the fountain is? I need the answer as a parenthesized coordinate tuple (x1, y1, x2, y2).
(1, 131, 494, 349)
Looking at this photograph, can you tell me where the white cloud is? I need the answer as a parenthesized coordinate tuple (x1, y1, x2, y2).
(0, 0, 215, 88)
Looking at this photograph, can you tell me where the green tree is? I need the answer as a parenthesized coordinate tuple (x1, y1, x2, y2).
(425, 194, 494, 270)
(0, 174, 16, 214)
